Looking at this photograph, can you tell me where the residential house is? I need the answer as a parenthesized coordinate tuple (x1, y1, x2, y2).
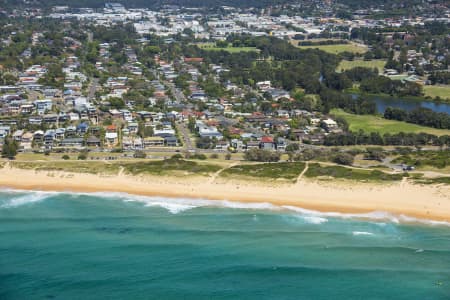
(86, 136, 101, 147)
(143, 136, 165, 147)
(21, 132, 33, 150)
(0, 126, 11, 140)
(133, 137, 143, 150)
(127, 122, 139, 135)
(321, 118, 338, 132)
(34, 99, 53, 115)
(13, 130, 24, 142)
(55, 128, 66, 140)
(77, 122, 89, 134)
(260, 136, 276, 150)
(105, 132, 118, 147)
(60, 137, 85, 148)
(276, 137, 286, 152)
(122, 137, 133, 150)
(164, 136, 178, 147)
(246, 141, 260, 150)
(215, 140, 229, 151)
(44, 130, 56, 149)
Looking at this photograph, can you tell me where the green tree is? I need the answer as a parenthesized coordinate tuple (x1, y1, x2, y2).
(78, 151, 88, 160)
(108, 97, 126, 109)
(134, 150, 147, 159)
(1, 137, 18, 159)
(216, 41, 228, 48)
(333, 153, 354, 166)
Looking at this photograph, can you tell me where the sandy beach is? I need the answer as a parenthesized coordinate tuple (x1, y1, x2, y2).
(0, 165, 449, 222)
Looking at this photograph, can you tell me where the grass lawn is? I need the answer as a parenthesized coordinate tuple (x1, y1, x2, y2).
(196, 43, 260, 53)
(337, 59, 386, 72)
(331, 109, 450, 136)
(423, 85, 450, 100)
(294, 42, 367, 54)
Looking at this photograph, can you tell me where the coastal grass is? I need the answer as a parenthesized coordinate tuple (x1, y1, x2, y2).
(9, 161, 122, 175)
(337, 59, 386, 72)
(15, 152, 57, 161)
(220, 162, 305, 181)
(411, 173, 450, 185)
(392, 151, 450, 169)
(304, 163, 405, 182)
(10, 158, 222, 176)
(423, 85, 450, 100)
(123, 158, 221, 176)
(420, 177, 450, 185)
(295, 43, 367, 54)
(197, 43, 260, 53)
(331, 109, 450, 136)
(6, 158, 449, 185)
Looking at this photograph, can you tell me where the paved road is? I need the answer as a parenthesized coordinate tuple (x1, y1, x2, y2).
(167, 82, 186, 104)
(87, 78, 99, 101)
(176, 122, 195, 151)
(27, 90, 42, 101)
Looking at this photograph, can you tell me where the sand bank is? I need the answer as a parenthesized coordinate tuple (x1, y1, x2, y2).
(0, 166, 449, 222)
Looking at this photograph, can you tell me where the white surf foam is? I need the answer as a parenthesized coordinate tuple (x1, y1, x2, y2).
(281, 205, 450, 227)
(1, 191, 56, 208)
(352, 231, 374, 236)
(143, 201, 196, 214)
(302, 216, 329, 224)
(1, 189, 449, 227)
(81, 192, 281, 214)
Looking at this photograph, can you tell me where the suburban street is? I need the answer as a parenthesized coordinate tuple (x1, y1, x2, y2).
(87, 78, 99, 101)
(176, 122, 195, 151)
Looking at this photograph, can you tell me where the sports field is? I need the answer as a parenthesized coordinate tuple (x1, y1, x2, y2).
(196, 43, 260, 53)
(294, 42, 367, 54)
(331, 109, 450, 136)
(337, 59, 386, 72)
(423, 85, 450, 100)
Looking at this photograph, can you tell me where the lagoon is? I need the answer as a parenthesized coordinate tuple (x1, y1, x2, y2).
(352, 94, 450, 114)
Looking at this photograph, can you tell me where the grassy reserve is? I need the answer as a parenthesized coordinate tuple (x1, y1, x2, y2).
(196, 43, 260, 53)
(337, 59, 386, 72)
(423, 85, 450, 100)
(293, 42, 367, 54)
(331, 109, 450, 136)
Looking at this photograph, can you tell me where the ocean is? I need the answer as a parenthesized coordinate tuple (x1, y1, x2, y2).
(0, 190, 449, 300)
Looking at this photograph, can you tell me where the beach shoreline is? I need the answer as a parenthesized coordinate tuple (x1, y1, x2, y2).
(1, 166, 449, 222)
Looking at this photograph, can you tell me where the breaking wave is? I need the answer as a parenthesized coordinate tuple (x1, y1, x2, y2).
(0, 190, 58, 208)
(0, 189, 449, 227)
(352, 231, 374, 236)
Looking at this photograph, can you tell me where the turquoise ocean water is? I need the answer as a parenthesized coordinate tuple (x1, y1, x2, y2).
(0, 190, 450, 299)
